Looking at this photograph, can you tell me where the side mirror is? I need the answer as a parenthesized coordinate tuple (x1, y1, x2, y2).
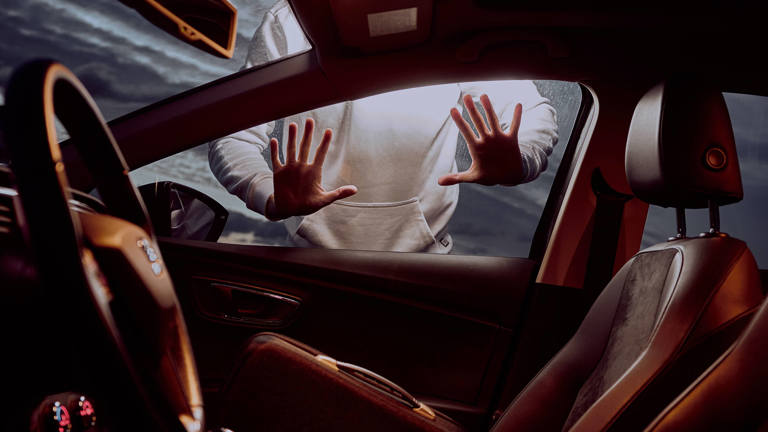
(119, 0, 237, 59)
(139, 181, 228, 242)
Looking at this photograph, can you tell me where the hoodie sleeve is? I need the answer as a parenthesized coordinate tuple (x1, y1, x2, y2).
(209, 0, 308, 215)
(459, 81, 558, 183)
(243, 0, 311, 69)
(209, 124, 275, 213)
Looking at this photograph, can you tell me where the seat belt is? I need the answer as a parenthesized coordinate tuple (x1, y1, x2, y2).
(583, 168, 633, 304)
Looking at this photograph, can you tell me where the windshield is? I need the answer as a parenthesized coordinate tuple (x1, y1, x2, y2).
(0, 0, 309, 120)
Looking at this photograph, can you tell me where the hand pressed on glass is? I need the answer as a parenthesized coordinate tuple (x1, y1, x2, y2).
(265, 118, 358, 221)
(438, 94, 525, 186)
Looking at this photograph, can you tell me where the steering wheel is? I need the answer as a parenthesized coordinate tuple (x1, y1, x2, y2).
(5, 60, 203, 432)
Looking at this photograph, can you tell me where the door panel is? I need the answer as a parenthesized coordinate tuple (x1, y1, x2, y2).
(160, 238, 536, 425)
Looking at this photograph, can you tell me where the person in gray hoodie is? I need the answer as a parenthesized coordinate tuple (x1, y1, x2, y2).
(209, 0, 558, 253)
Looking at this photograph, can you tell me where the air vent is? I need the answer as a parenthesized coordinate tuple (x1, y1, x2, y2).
(0, 188, 19, 241)
(0, 165, 21, 244)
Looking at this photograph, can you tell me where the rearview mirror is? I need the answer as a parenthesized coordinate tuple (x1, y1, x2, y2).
(139, 181, 229, 242)
(119, 0, 237, 59)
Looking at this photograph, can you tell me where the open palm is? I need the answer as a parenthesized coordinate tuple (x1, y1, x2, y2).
(439, 94, 525, 186)
(265, 118, 357, 220)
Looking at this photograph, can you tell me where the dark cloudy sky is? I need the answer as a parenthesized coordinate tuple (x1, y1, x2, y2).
(0, 0, 274, 119)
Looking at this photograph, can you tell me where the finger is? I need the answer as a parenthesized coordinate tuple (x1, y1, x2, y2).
(464, 94, 490, 137)
(450, 107, 478, 143)
(286, 122, 298, 163)
(438, 171, 475, 186)
(508, 103, 523, 138)
(312, 129, 333, 166)
(479, 94, 501, 134)
(269, 138, 282, 169)
(321, 185, 358, 204)
(299, 117, 314, 163)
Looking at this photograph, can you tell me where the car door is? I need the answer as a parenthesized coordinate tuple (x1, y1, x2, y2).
(127, 79, 590, 428)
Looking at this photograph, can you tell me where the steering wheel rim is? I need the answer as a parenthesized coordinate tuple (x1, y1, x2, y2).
(5, 60, 203, 432)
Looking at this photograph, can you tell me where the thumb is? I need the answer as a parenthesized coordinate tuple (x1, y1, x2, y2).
(438, 172, 471, 186)
(322, 185, 358, 204)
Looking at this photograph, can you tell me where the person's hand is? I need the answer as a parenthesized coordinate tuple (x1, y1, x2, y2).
(265, 118, 357, 220)
(438, 94, 525, 186)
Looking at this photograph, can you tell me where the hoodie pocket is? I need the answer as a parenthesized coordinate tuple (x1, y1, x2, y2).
(294, 197, 438, 252)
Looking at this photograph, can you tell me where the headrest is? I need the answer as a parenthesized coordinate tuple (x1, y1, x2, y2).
(625, 81, 742, 208)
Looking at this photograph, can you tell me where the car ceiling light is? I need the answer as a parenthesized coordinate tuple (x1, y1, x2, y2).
(367, 7, 418, 37)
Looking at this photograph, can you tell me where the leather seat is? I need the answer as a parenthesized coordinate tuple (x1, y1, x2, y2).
(645, 280, 768, 431)
(493, 81, 764, 431)
(218, 81, 764, 431)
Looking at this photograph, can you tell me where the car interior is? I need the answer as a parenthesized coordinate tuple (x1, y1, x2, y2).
(2, 1, 768, 431)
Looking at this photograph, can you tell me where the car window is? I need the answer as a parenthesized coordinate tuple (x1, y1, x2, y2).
(0, 0, 310, 121)
(641, 92, 768, 267)
(131, 80, 583, 257)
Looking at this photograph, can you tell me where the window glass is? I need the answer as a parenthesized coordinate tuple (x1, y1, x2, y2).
(641, 92, 768, 267)
(131, 80, 582, 256)
(0, 0, 310, 120)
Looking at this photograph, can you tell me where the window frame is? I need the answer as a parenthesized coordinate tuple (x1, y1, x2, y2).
(529, 84, 594, 262)
(130, 80, 591, 259)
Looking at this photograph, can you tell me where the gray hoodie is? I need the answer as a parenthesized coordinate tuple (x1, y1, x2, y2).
(209, 0, 558, 253)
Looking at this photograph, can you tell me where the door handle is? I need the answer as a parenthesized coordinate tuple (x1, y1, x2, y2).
(192, 280, 301, 328)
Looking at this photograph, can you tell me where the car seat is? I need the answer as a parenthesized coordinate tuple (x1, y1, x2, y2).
(494, 80, 764, 431)
(644, 272, 768, 430)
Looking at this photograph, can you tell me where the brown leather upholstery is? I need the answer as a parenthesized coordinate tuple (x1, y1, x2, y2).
(218, 238, 761, 432)
(645, 290, 768, 431)
(493, 238, 762, 431)
(217, 333, 463, 432)
(625, 81, 742, 208)
(492, 81, 763, 431)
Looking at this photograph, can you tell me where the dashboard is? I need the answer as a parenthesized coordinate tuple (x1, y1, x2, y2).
(1, 164, 110, 431)
(30, 393, 100, 432)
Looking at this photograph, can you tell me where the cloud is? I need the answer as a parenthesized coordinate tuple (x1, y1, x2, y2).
(73, 61, 186, 103)
(1, 0, 272, 119)
(34, 0, 235, 79)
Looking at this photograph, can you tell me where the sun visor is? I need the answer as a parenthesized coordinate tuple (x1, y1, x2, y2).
(328, 0, 433, 53)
